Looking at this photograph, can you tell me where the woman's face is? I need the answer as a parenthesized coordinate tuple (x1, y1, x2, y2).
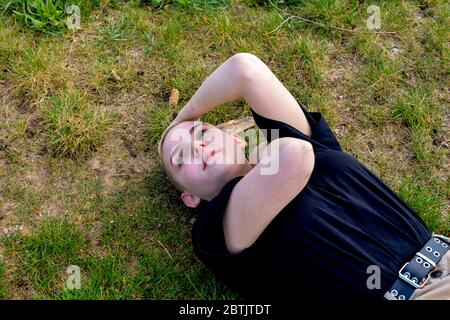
(161, 121, 248, 201)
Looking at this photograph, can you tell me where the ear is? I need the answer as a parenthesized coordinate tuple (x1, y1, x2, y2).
(232, 133, 247, 147)
(181, 192, 201, 208)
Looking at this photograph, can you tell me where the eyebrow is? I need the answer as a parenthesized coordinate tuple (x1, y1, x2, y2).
(169, 123, 202, 168)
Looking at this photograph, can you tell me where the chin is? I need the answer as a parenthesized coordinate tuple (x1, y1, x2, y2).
(208, 164, 233, 180)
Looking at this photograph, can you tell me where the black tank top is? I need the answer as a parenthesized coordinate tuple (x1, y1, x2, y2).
(192, 104, 431, 300)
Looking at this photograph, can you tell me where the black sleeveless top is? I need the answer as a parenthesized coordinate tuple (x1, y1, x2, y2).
(192, 105, 431, 300)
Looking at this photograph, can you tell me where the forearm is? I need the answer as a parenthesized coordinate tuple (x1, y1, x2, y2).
(174, 55, 248, 122)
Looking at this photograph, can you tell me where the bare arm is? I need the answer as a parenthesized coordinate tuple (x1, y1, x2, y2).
(171, 53, 312, 138)
(223, 137, 315, 254)
(172, 54, 250, 123)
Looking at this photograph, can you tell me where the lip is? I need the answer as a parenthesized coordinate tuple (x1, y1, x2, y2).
(202, 149, 219, 170)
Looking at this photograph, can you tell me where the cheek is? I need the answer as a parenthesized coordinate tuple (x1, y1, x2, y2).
(207, 133, 227, 148)
(223, 137, 244, 158)
(181, 163, 203, 181)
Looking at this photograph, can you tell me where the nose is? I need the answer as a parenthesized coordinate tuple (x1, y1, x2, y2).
(193, 140, 206, 157)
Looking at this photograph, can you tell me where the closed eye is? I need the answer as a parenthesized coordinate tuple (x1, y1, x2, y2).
(178, 149, 184, 167)
(198, 127, 208, 139)
(171, 149, 184, 167)
(173, 126, 210, 168)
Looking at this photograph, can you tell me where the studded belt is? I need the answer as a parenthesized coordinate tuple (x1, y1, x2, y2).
(385, 235, 450, 300)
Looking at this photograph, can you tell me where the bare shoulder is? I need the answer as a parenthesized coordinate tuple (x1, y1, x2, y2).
(223, 138, 315, 254)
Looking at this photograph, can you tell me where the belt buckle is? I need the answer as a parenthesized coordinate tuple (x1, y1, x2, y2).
(399, 262, 431, 289)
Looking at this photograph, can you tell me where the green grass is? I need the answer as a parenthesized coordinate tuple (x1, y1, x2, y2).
(6, 39, 70, 101)
(395, 172, 450, 235)
(139, 0, 232, 11)
(2, 217, 86, 297)
(0, 261, 7, 298)
(146, 102, 177, 145)
(0, 0, 103, 35)
(42, 90, 116, 159)
(392, 87, 445, 165)
(0, 0, 448, 299)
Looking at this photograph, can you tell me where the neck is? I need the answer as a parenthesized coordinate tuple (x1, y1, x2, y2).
(241, 161, 254, 175)
(203, 161, 254, 202)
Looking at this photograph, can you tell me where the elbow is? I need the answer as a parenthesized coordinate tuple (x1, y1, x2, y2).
(226, 243, 245, 255)
(224, 232, 246, 255)
(303, 142, 315, 178)
(228, 53, 259, 84)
